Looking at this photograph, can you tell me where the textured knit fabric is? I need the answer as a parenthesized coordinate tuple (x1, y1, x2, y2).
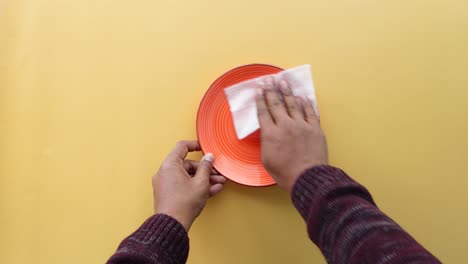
(107, 214, 189, 264)
(292, 165, 441, 264)
(107, 165, 441, 264)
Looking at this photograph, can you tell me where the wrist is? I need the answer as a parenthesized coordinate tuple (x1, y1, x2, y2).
(286, 162, 328, 192)
(157, 209, 194, 232)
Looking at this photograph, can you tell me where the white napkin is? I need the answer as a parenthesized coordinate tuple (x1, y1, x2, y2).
(224, 64, 318, 139)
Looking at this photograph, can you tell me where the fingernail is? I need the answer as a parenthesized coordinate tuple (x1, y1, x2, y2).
(202, 153, 215, 163)
(256, 88, 263, 95)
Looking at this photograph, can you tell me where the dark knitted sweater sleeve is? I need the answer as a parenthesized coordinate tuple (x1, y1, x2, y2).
(107, 214, 189, 264)
(292, 165, 441, 264)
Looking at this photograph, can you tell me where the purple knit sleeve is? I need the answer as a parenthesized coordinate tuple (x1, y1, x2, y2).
(107, 214, 189, 264)
(291, 165, 441, 264)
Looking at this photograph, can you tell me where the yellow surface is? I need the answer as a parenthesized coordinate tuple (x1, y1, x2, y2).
(1, 0, 468, 263)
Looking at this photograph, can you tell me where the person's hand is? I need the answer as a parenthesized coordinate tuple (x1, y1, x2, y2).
(256, 78, 328, 192)
(153, 140, 226, 231)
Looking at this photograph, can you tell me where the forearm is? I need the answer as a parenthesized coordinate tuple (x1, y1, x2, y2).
(107, 214, 189, 264)
(292, 165, 440, 264)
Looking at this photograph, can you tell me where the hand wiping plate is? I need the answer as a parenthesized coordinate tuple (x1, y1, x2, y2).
(224, 65, 318, 139)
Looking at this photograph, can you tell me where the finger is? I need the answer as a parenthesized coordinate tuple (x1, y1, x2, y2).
(194, 153, 215, 184)
(209, 183, 223, 197)
(210, 175, 227, 184)
(183, 160, 199, 175)
(302, 96, 319, 124)
(168, 140, 200, 160)
(256, 89, 274, 128)
(279, 80, 303, 120)
(263, 77, 288, 123)
(183, 160, 217, 175)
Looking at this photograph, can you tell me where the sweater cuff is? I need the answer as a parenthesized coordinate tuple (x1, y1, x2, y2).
(117, 213, 189, 263)
(291, 165, 375, 222)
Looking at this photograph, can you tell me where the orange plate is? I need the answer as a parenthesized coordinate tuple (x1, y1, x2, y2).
(197, 64, 282, 186)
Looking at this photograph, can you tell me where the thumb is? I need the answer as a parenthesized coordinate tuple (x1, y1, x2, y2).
(195, 153, 215, 183)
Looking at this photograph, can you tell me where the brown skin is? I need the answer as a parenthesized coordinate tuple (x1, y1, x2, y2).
(153, 140, 226, 231)
(256, 77, 328, 192)
(152, 78, 328, 231)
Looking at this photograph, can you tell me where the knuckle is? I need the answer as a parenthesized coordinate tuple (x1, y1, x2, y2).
(287, 125, 300, 136)
(271, 100, 283, 108)
(175, 140, 186, 147)
(261, 132, 272, 141)
(265, 89, 275, 97)
(282, 89, 292, 96)
(262, 131, 278, 142)
(284, 119, 295, 127)
(285, 124, 295, 133)
(288, 104, 297, 111)
(273, 134, 282, 143)
(160, 163, 170, 171)
(161, 160, 170, 168)
(304, 125, 315, 133)
(201, 159, 211, 167)
(307, 113, 317, 121)
(304, 122, 313, 130)
(161, 160, 176, 170)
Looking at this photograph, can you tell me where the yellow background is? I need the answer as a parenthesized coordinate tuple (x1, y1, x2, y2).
(1, 0, 467, 263)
